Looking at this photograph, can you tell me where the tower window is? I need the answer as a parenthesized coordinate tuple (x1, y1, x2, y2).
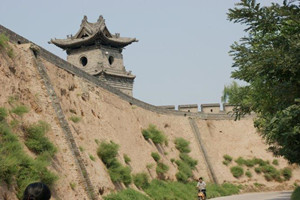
(80, 56, 88, 66)
(108, 56, 114, 65)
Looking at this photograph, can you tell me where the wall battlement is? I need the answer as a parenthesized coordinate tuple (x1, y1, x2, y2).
(0, 24, 244, 120)
(160, 103, 235, 114)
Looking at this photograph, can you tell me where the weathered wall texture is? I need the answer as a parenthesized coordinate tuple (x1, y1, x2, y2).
(0, 26, 299, 200)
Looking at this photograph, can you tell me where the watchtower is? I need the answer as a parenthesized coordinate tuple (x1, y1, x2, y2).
(50, 15, 137, 96)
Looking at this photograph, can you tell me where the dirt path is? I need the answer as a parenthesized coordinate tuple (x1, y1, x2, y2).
(210, 191, 292, 200)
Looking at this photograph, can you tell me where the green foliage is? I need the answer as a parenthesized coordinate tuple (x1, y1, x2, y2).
(245, 170, 252, 178)
(281, 167, 292, 181)
(261, 165, 281, 182)
(223, 160, 230, 166)
(227, 0, 300, 165)
(230, 166, 244, 178)
(146, 163, 154, 169)
(254, 182, 265, 188)
(174, 137, 191, 153)
(223, 154, 233, 162)
(124, 154, 131, 164)
(0, 33, 9, 48)
(235, 157, 245, 166)
(151, 152, 160, 162)
(89, 154, 95, 161)
(24, 121, 57, 157)
(104, 188, 150, 200)
(69, 115, 81, 123)
(11, 105, 29, 116)
(79, 146, 84, 152)
(272, 159, 279, 166)
(156, 162, 169, 179)
(7, 48, 14, 58)
(292, 187, 300, 200)
(97, 141, 132, 186)
(175, 160, 192, 183)
(0, 107, 8, 121)
(142, 124, 167, 145)
(170, 158, 175, 163)
(0, 120, 58, 198)
(206, 182, 240, 198)
(133, 172, 149, 189)
(255, 167, 262, 174)
(179, 153, 197, 169)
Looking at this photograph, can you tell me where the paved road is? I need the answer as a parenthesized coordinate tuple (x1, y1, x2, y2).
(210, 191, 292, 200)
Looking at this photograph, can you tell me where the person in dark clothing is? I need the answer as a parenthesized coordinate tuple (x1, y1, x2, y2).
(22, 182, 51, 200)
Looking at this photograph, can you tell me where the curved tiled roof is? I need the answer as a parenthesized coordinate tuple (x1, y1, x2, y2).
(50, 15, 138, 49)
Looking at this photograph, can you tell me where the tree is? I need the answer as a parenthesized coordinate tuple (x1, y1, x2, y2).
(226, 0, 300, 164)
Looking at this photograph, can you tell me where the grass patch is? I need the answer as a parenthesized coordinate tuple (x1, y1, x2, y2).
(156, 162, 169, 180)
(245, 170, 252, 178)
(97, 141, 132, 186)
(0, 117, 58, 199)
(133, 172, 150, 189)
(104, 188, 150, 200)
(11, 105, 29, 116)
(124, 154, 131, 164)
(292, 186, 300, 200)
(151, 152, 160, 162)
(230, 166, 244, 178)
(79, 146, 84, 152)
(255, 167, 262, 174)
(142, 124, 167, 145)
(254, 182, 265, 188)
(174, 137, 191, 153)
(281, 167, 292, 181)
(69, 116, 81, 123)
(0, 107, 8, 121)
(223, 154, 233, 162)
(24, 121, 57, 157)
(0, 33, 9, 48)
(272, 159, 279, 166)
(89, 154, 95, 161)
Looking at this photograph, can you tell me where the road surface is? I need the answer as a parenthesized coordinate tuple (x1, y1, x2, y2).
(210, 191, 292, 200)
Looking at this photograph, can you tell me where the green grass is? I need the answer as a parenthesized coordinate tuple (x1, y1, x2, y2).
(0, 117, 57, 199)
(89, 154, 95, 161)
(245, 170, 252, 178)
(104, 188, 150, 200)
(291, 186, 300, 200)
(179, 153, 197, 169)
(174, 137, 191, 153)
(0, 33, 9, 48)
(261, 164, 282, 182)
(11, 105, 29, 116)
(97, 141, 132, 186)
(156, 162, 169, 179)
(151, 152, 160, 162)
(0, 107, 8, 121)
(69, 116, 81, 123)
(142, 124, 167, 145)
(230, 166, 244, 178)
(79, 146, 84, 152)
(223, 154, 233, 162)
(124, 154, 131, 164)
(133, 172, 149, 189)
(255, 167, 262, 174)
(272, 159, 279, 166)
(24, 121, 57, 157)
(281, 167, 292, 181)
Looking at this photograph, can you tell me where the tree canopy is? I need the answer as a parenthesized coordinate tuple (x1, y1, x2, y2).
(225, 0, 300, 164)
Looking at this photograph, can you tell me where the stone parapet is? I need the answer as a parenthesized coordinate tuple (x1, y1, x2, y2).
(201, 103, 220, 113)
(157, 105, 176, 110)
(178, 104, 198, 113)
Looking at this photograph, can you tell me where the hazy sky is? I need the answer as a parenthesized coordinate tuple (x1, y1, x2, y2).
(0, 0, 282, 106)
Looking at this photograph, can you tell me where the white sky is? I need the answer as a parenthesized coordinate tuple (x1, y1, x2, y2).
(0, 0, 282, 106)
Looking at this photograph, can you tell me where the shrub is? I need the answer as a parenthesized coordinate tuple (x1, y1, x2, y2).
(89, 154, 95, 161)
(70, 182, 76, 190)
(170, 158, 175, 163)
(174, 137, 191, 153)
(253, 158, 268, 166)
(175, 160, 193, 182)
(272, 159, 279, 166)
(11, 105, 29, 116)
(255, 167, 262, 174)
(230, 166, 244, 178)
(223, 160, 230, 166)
(79, 146, 84, 152)
(142, 124, 167, 145)
(97, 141, 119, 167)
(69, 116, 81, 123)
(235, 157, 245, 166)
(7, 48, 14, 58)
(151, 152, 161, 162)
(291, 187, 300, 200)
(254, 182, 265, 188)
(24, 121, 57, 157)
(156, 162, 169, 179)
(146, 163, 154, 169)
(223, 154, 233, 162)
(179, 153, 197, 169)
(245, 170, 252, 178)
(176, 171, 189, 183)
(0, 120, 58, 198)
(281, 167, 292, 181)
(244, 159, 255, 167)
(133, 172, 149, 189)
(123, 154, 131, 164)
(0, 107, 8, 121)
(261, 165, 281, 181)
